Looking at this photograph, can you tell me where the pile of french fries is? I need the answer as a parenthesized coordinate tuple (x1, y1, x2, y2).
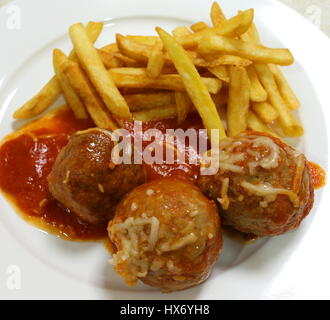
(13, 2, 303, 140)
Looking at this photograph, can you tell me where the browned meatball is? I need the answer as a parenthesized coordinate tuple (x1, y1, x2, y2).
(197, 132, 314, 237)
(108, 177, 222, 292)
(48, 128, 146, 224)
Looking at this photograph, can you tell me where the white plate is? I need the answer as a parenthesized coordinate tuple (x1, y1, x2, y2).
(0, 0, 329, 300)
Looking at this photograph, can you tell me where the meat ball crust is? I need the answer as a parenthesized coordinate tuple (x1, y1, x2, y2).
(197, 132, 314, 237)
(108, 177, 222, 292)
(48, 128, 146, 224)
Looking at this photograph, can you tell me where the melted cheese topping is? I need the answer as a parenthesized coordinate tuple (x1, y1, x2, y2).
(160, 233, 197, 252)
(109, 215, 200, 281)
(147, 217, 160, 251)
(217, 177, 230, 210)
(216, 135, 281, 175)
(241, 181, 300, 207)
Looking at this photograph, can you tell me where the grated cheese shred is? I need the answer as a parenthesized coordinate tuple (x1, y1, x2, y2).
(241, 181, 300, 208)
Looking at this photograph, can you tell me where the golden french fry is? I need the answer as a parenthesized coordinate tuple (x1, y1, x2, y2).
(109, 68, 222, 94)
(201, 55, 252, 67)
(208, 65, 229, 82)
(98, 49, 125, 68)
(247, 111, 280, 137)
(63, 59, 118, 130)
(133, 104, 177, 122)
(252, 101, 279, 123)
(246, 64, 267, 102)
(112, 52, 141, 67)
(246, 23, 261, 44)
(180, 9, 254, 48)
(210, 2, 227, 27)
(227, 66, 250, 137)
(146, 43, 165, 78)
(117, 34, 224, 68)
(198, 34, 294, 66)
(172, 26, 192, 41)
(53, 49, 88, 119)
(269, 64, 300, 110)
(69, 23, 131, 120)
(100, 43, 119, 53)
(124, 92, 175, 111)
(156, 27, 226, 141)
(243, 23, 300, 111)
(126, 35, 161, 46)
(175, 92, 192, 123)
(13, 77, 62, 119)
(116, 34, 151, 63)
(69, 22, 104, 61)
(13, 21, 104, 119)
(254, 63, 303, 136)
(191, 21, 209, 33)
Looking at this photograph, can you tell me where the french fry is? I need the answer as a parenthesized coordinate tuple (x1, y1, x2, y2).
(126, 35, 161, 46)
(198, 34, 294, 66)
(146, 43, 165, 78)
(109, 68, 222, 94)
(100, 43, 119, 53)
(116, 34, 220, 68)
(98, 49, 125, 68)
(252, 101, 279, 123)
(69, 23, 132, 120)
(191, 21, 209, 33)
(207, 65, 229, 82)
(133, 104, 177, 122)
(112, 52, 141, 67)
(269, 64, 300, 110)
(53, 49, 88, 119)
(246, 23, 261, 44)
(13, 21, 104, 119)
(210, 2, 227, 27)
(180, 9, 254, 48)
(116, 34, 151, 63)
(124, 92, 175, 111)
(156, 27, 226, 141)
(254, 63, 303, 136)
(246, 64, 267, 102)
(227, 66, 250, 137)
(247, 111, 280, 138)
(62, 60, 118, 130)
(201, 55, 252, 67)
(172, 26, 192, 41)
(175, 92, 192, 123)
(240, 23, 268, 105)
(13, 77, 62, 120)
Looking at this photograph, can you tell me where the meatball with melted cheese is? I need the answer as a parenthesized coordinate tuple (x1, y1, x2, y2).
(108, 177, 222, 292)
(48, 128, 147, 224)
(197, 132, 314, 237)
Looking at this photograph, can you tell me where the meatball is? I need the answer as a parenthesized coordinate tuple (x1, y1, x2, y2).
(197, 132, 314, 237)
(48, 128, 146, 224)
(108, 177, 222, 292)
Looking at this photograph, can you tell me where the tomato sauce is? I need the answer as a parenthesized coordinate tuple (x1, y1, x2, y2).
(308, 161, 326, 189)
(0, 107, 203, 241)
(121, 115, 204, 181)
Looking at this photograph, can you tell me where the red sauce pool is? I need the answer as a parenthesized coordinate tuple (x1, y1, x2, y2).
(0, 107, 203, 241)
(0, 109, 110, 240)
